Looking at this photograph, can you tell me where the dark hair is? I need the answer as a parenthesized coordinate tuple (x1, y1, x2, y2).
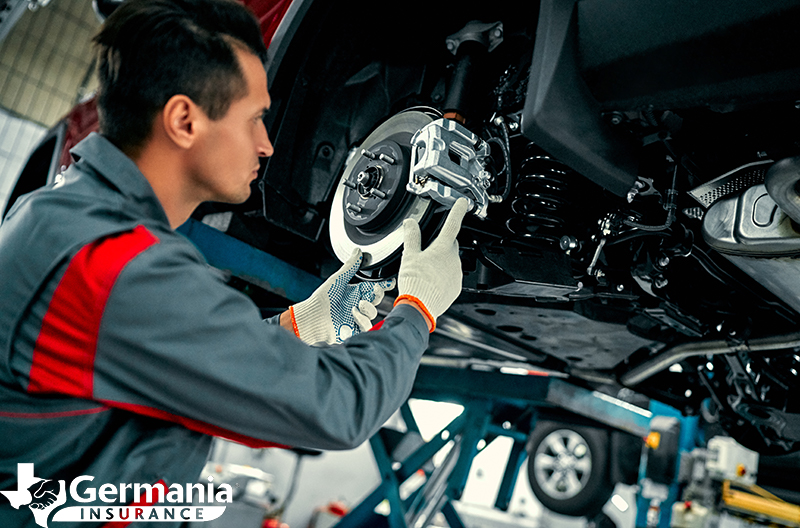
(93, 0, 268, 154)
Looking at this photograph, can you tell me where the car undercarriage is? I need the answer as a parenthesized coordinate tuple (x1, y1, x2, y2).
(229, 0, 800, 455)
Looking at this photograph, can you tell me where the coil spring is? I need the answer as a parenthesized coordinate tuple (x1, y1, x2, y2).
(505, 146, 575, 245)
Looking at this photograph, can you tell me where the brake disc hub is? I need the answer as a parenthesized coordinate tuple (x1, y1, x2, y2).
(356, 166, 381, 197)
(341, 140, 409, 231)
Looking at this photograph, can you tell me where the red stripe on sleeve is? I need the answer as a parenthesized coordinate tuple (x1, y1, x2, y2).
(0, 406, 109, 419)
(26, 225, 288, 450)
(28, 226, 159, 397)
(100, 399, 288, 449)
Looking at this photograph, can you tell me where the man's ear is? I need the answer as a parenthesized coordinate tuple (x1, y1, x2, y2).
(161, 94, 205, 149)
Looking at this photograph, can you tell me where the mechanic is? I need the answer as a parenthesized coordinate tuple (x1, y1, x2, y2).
(0, 0, 467, 523)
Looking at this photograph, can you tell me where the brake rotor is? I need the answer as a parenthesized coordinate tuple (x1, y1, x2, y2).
(330, 110, 440, 274)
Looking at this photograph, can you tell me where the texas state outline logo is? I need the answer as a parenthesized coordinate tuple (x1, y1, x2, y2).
(1, 464, 65, 527)
(2, 463, 232, 526)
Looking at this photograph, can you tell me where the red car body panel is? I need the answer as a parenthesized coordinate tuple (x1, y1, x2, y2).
(58, 98, 99, 170)
(244, 0, 293, 47)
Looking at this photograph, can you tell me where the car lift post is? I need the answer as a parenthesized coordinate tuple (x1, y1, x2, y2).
(635, 400, 700, 528)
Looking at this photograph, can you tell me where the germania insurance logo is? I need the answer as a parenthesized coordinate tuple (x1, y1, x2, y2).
(2, 464, 233, 527)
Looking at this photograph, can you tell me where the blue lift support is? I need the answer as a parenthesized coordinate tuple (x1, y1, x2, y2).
(177, 218, 323, 303)
(332, 365, 654, 528)
(635, 401, 701, 528)
(180, 220, 695, 528)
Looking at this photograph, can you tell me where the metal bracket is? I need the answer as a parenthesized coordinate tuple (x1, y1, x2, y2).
(627, 176, 661, 203)
(444, 21, 504, 55)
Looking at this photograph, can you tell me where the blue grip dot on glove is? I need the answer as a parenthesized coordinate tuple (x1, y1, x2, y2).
(328, 278, 396, 342)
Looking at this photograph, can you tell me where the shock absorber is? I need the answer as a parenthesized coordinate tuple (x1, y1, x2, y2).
(505, 144, 577, 246)
(442, 21, 504, 123)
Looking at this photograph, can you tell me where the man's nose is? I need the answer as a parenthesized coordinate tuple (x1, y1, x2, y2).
(258, 122, 274, 158)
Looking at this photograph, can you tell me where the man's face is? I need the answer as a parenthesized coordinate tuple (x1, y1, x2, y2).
(190, 47, 273, 204)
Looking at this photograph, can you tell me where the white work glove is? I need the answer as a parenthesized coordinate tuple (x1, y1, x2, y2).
(395, 198, 469, 332)
(290, 249, 395, 345)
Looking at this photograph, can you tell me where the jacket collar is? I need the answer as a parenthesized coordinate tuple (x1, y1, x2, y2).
(70, 132, 171, 227)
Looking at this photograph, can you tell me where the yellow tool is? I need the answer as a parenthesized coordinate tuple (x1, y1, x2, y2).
(721, 479, 800, 527)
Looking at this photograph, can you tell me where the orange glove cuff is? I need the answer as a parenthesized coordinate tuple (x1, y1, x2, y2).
(288, 305, 301, 338)
(394, 294, 436, 333)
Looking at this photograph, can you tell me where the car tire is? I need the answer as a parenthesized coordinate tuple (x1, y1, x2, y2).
(525, 420, 614, 517)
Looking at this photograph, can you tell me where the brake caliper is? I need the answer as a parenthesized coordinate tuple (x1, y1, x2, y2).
(408, 118, 492, 218)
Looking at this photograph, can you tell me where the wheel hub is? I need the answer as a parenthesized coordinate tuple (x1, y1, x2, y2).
(342, 140, 408, 231)
(556, 452, 575, 470)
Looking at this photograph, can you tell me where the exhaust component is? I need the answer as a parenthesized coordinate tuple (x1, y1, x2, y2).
(702, 173, 800, 314)
(619, 332, 800, 387)
(703, 183, 800, 257)
(765, 156, 800, 225)
(688, 160, 772, 208)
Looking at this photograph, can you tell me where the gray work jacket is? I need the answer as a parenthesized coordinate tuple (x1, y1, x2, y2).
(0, 133, 428, 527)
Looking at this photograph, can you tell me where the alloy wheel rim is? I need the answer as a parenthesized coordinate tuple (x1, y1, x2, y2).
(533, 429, 592, 499)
